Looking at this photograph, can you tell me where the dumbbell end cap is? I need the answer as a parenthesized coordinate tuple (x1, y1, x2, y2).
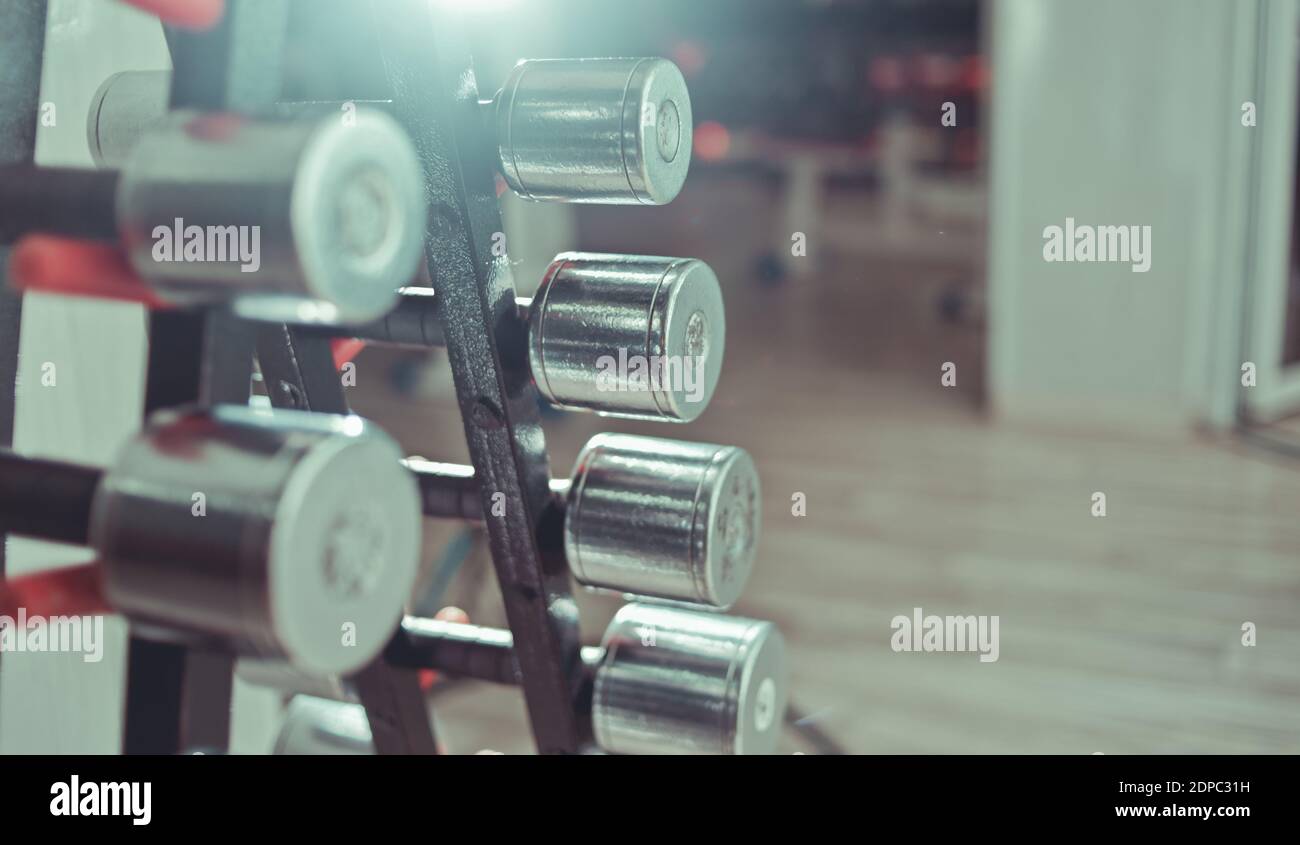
(267, 412, 421, 676)
(85, 73, 113, 168)
(648, 257, 724, 423)
(694, 445, 761, 609)
(291, 110, 427, 324)
(621, 58, 693, 205)
(86, 70, 171, 170)
(734, 618, 787, 755)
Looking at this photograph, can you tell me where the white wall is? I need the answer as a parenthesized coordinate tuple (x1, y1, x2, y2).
(986, 0, 1261, 427)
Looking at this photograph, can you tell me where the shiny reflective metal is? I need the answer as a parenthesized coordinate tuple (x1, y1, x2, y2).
(89, 58, 694, 207)
(565, 433, 760, 608)
(593, 604, 787, 755)
(529, 252, 724, 423)
(116, 108, 426, 325)
(494, 58, 693, 205)
(90, 405, 421, 676)
(274, 696, 374, 755)
(87, 70, 170, 168)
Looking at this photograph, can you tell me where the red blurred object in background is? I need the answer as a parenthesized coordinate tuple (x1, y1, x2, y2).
(0, 563, 112, 621)
(914, 52, 958, 90)
(693, 120, 731, 162)
(670, 40, 707, 77)
(8, 235, 170, 308)
(418, 607, 471, 690)
(4, 1, 226, 306)
(331, 338, 367, 370)
(122, 0, 224, 29)
(959, 54, 988, 93)
(869, 55, 905, 93)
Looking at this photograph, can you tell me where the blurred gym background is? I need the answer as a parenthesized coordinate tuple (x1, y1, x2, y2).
(5, 0, 1299, 753)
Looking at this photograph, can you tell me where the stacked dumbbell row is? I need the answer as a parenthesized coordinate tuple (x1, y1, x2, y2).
(334, 250, 726, 423)
(275, 607, 785, 756)
(5, 62, 722, 422)
(1, 108, 426, 323)
(87, 59, 693, 205)
(20, 57, 719, 413)
(0, 55, 788, 753)
(1, 59, 697, 324)
(0, 405, 783, 754)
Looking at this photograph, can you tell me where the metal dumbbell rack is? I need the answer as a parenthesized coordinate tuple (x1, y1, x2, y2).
(156, 0, 588, 755)
(369, 0, 592, 754)
(0, 0, 779, 755)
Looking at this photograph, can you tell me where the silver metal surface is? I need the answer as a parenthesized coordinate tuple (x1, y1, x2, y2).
(529, 252, 725, 423)
(91, 58, 694, 207)
(115, 108, 425, 324)
(86, 70, 169, 168)
(89, 405, 421, 676)
(564, 433, 760, 608)
(236, 659, 354, 702)
(592, 604, 787, 755)
(273, 695, 374, 755)
(495, 58, 693, 205)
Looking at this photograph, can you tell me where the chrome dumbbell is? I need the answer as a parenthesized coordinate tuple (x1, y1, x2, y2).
(492, 58, 693, 205)
(373, 604, 789, 755)
(86, 70, 170, 168)
(116, 109, 426, 324)
(563, 433, 760, 609)
(346, 252, 727, 423)
(89, 57, 693, 205)
(0, 406, 421, 676)
(3, 104, 425, 324)
(89, 405, 421, 676)
(593, 604, 787, 755)
(408, 431, 761, 609)
(529, 253, 724, 422)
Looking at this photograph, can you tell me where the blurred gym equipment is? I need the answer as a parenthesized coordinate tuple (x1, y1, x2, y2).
(0, 0, 784, 756)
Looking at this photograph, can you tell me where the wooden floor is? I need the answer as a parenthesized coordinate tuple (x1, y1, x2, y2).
(355, 235, 1300, 753)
